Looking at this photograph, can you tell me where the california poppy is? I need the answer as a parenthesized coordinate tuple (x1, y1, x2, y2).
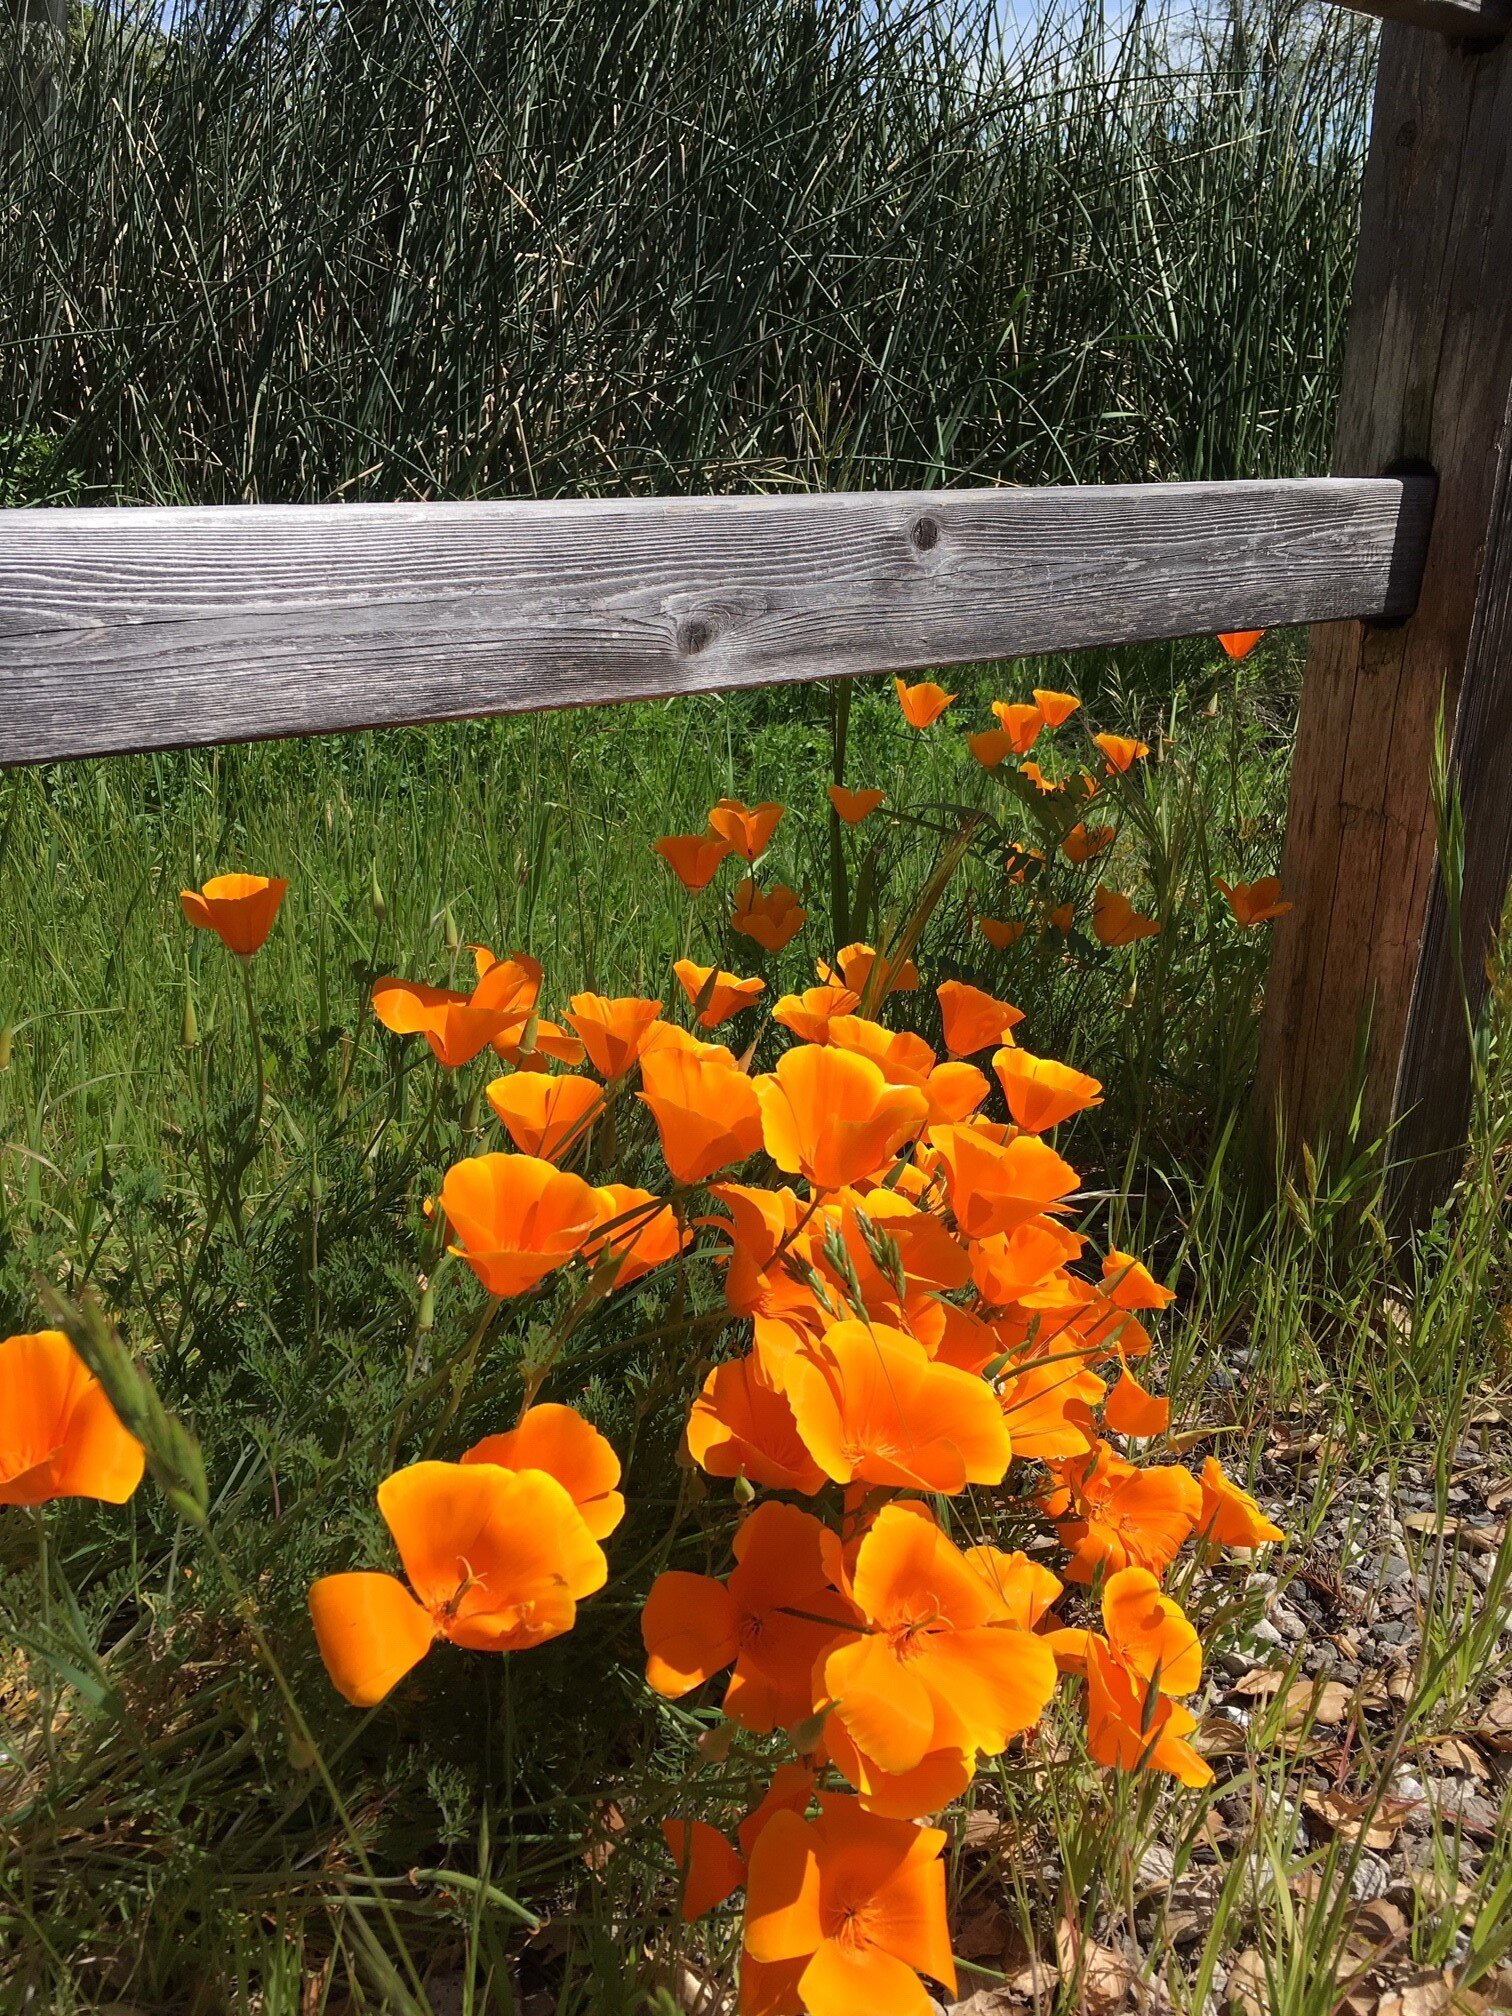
(966, 729, 1012, 770)
(817, 942, 918, 998)
(1101, 1249, 1176, 1310)
(991, 700, 1045, 755)
(731, 880, 807, 952)
(672, 959, 765, 1029)
(827, 785, 885, 826)
(180, 873, 288, 956)
(375, 952, 540, 1070)
(662, 1819, 746, 1922)
(1216, 876, 1293, 927)
(993, 1048, 1103, 1132)
(1062, 823, 1115, 865)
(1018, 761, 1059, 794)
(998, 1354, 1105, 1461)
(461, 1402, 624, 1538)
(441, 1152, 601, 1297)
(1053, 1442, 1202, 1583)
(1092, 887, 1160, 947)
(929, 1125, 1079, 1240)
(755, 1046, 928, 1192)
(1054, 1567, 1209, 1786)
(1033, 688, 1080, 727)
(936, 979, 1023, 1059)
(567, 993, 663, 1079)
(485, 1072, 603, 1161)
(980, 917, 1025, 950)
(586, 1183, 687, 1290)
(0, 1328, 145, 1507)
(969, 1215, 1085, 1307)
(1094, 733, 1149, 775)
(708, 798, 785, 863)
(308, 1461, 607, 1706)
(1197, 1455, 1285, 1547)
(639, 1045, 764, 1185)
(771, 984, 860, 1043)
(894, 677, 954, 729)
(1047, 902, 1074, 934)
(1218, 629, 1264, 662)
(1103, 1367, 1170, 1439)
(655, 834, 733, 892)
(686, 1353, 826, 1496)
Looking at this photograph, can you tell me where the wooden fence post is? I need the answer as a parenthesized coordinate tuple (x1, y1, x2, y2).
(1256, 19, 1512, 1222)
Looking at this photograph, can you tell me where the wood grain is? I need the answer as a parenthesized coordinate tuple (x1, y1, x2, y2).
(1329, 0, 1508, 40)
(0, 478, 1432, 767)
(1256, 25, 1512, 1213)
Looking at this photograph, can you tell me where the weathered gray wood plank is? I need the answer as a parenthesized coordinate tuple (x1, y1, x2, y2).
(0, 477, 1433, 767)
(1328, 0, 1508, 38)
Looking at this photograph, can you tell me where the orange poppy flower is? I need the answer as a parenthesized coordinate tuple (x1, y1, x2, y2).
(663, 1818, 746, 1921)
(755, 1046, 928, 1192)
(641, 1500, 855, 1732)
(641, 1019, 737, 1068)
(440, 1152, 601, 1297)
(709, 798, 786, 863)
(639, 1045, 764, 1185)
(1047, 903, 1074, 934)
(783, 1320, 1011, 1492)
(744, 1794, 956, 2016)
(771, 984, 860, 1043)
(993, 1047, 1102, 1132)
(672, 958, 766, 1028)
(566, 993, 664, 1079)
(308, 1461, 607, 1706)
(991, 700, 1046, 755)
(966, 729, 1012, 770)
(893, 678, 954, 729)
(1033, 688, 1080, 727)
(504, 1016, 586, 1072)
(461, 1402, 624, 1539)
(375, 950, 541, 1071)
(586, 1183, 687, 1290)
(0, 1329, 145, 1507)
(817, 942, 918, 998)
(655, 833, 734, 891)
(1218, 629, 1264, 662)
(1103, 1368, 1170, 1439)
(980, 917, 1025, 950)
(731, 880, 808, 952)
(1055, 1566, 1208, 1785)
(686, 1353, 826, 1496)
(930, 1125, 1079, 1240)
(968, 1215, 1085, 1306)
(1216, 875, 1293, 927)
(1062, 823, 1115, 865)
(1197, 1455, 1285, 1547)
(825, 1014, 933, 1086)
(1083, 1632, 1211, 1785)
(936, 979, 1023, 1059)
(1092, 886, 1160, 946)
(1101, 1249, 1176, 1310)
(827, 785, 885, 826)
(998, 1355, 1105, 1462)
(485, 1072, 603, 1161)
(1054, 1444, 1202, 1583)
(1094, 733, 1149, 775)
(1018, 761, 1059, 794)
(179, 873, 288, 956)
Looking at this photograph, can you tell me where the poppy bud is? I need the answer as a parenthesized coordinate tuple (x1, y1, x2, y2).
(732, 1470, 755, 1507)
(180, 970, 198, 1050)
(696, 1720, 735, 1763)
(370, 861, 387, 926)
(444, 904, 460, 953)
(790, 1704, 831, 1756)
(417, 1282, 435, 1333)
(0, 1025, 11, 1072)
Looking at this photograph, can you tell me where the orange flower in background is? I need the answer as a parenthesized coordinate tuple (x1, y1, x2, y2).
(709, 798, 785, 862)
(641, 1019, 737, 1068)
(0, 1329, 145, 1507)
(1217, 876, 1293, 927)
(506, 1017, 586, 1072)
(827, 785, 885, 826)
(467, 950, 548, 1062)
(755, 1045, 928, 1191)
(772, 984, 860, 1043)
(818, 942, 919, 998)
(485, 1072, 603, 1161)
(1048, 902, 1074, 934)
(980, 916, 1025, 950)
(1092, 886, 1160, 947)
(672, 959, 766, 1029)
(308, 1461, 607, 1706)
(1197, 1455, 1285, 1547)
(462, 1403, 625, 1539)
(441, 1152, 601, 1297)
(744, 1795, 956, 2016)
(180, 873, 288, 955)
(1218, 629, 1264, 662)
(655, 834, 733, 892)
(993, 1048, 1103, 1132)
(686, 1353, 826, 1496)
(374, 976, 506, 1069)
(998, 1355, 1105, 1461)
(1101, 1248, 1176, 1310)
(663, 1819, 746, 1922)
(1062, 822, 1115, 865)
(991, 700, 1045, 755)
(732, 879, 808, 952)
(930, 1125, 1079, 1240)
(967, 729, 1012, 770)
(1104, 1368, 1170, 1439)
(784, 1320, 1011, 1491)
(586, 1183, 687, 1290)
(1052, 1567, 1209, 1786)
(566, 993, 663, 1078)
(894, 677, 954, 728)
(639, 1045, 764, 1184)
(1033, 688, 1080, 727)
(1054, 1443, 1203, 1583)
(1018, 760, 1059, 794)
(936, 979, 1024, 1058)
(1094, 733, 1149, 775)
(969, 1214, 1085, 1307)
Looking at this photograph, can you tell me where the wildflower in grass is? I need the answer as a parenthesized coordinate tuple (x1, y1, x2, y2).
(586, 1183, 687, 1289)
(639, 1045, 764, 1183)
(827, 784, 884, 825)
(655, 833, 734, 891)
(968, 1215, 1085, 1307)
(980, 916, 1025, 949)
(1101, 1248, 1176, 1310)
(966, 728, 1012, 769)
(373, 951, 541, 1069)
(1092, 886, 1160, 946)
(1062, 822, 1115, 864)
(993, 1047, 1103, 1132)
(663, 1819, 746, 1921)
(485, 1072, 603, 1161)
(1104, 1367, 1170, 1438)
(179, 872, 288, 955)
(991, 699, 1045, 754)
(1018, 760, 1059, 793)
(642, 1500, 856, 1731)
(755, 1045, 928, 1191)
(566, 992, 664, 1078)
(1048, 902, 1074, 933)
(673, 958, 766, 1028)
(686, 1353, 826, 1495)
(1051, 1566, 1210, 1787)
(772, 984, 860, 1043)
(929, 1124, 1079, 1239)
(783, 1320, 1011, 1491)
(709, 798, 786, 862)
(1218, 628, 1264, 661)
(308, 1461, 607, 1706)
(440, 1152, 601, 1297)
(504, 1016, 586, 1071)
(998, 1354, 1106, 1461)
(817, 941, 918, 997)
(732, 879, 808, 951)
(462, 1402, 624, 1538)
(1197, 1455, 1285, 1547)
(936, 978, 1023, 1058)
(1033, 688, 1080, 726)
(743, 1794, 955, 2016)
(1216, 875, 1293, 927)
(893, 677, 954, 728)
(0, 1329, 145, 1507)
(642, 1019, 738, 1067)
(1094, 733, 1149, 774)
(1049, 1441, 1202, 1583)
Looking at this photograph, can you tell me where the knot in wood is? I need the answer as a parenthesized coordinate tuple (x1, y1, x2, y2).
(910, 515, 940, 552)
(677, 615, 714, 656)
